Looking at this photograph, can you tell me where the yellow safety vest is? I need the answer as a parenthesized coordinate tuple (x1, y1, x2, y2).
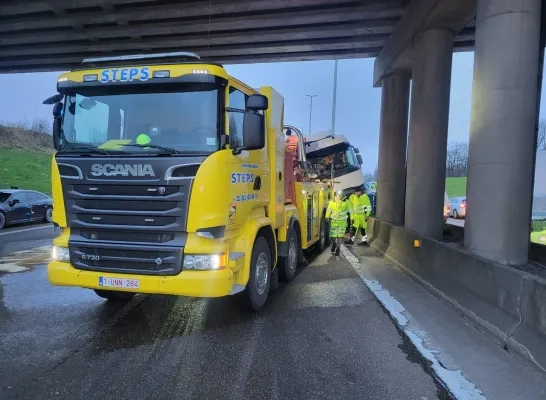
(349, 193, 372, 215)
(326, 200, 352, 221)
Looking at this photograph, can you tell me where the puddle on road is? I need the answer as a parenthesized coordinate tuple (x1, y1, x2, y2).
(0, 246, 51, 273)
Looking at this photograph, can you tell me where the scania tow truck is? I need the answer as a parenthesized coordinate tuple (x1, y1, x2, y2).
(44, 51, 329, 311)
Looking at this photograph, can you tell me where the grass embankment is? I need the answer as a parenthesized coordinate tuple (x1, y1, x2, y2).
(445, 177, 467, 198)
(0, 123, 53, 195)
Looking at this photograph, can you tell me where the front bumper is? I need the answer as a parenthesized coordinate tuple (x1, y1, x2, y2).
(48, 261, 234, 297)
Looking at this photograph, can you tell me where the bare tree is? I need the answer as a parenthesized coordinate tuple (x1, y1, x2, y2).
(446, 141, 469, 177)
(538, 119, 546, 152)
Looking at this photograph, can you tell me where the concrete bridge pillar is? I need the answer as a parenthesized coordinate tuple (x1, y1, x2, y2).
(377, 72, 411, 226)
(465, 0, 542, 265)
(404, 28, 454, 239)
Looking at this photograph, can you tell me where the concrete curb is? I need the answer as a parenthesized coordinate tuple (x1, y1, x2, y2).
(340, 246, 486, 400)
(366, 218, 546, 374)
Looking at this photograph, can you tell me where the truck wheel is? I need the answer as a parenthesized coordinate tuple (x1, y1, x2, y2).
(318, 218, 327, 251)
(242, 236, 271, 311)
(279, 228, 299, 282)
(94, 289, 135, 302)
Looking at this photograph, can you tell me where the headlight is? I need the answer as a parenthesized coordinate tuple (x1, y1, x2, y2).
(52, 246, 70, 262)
(183, 254, 226, 270)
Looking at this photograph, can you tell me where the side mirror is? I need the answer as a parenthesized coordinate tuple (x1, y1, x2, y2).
(52, 118, 62, 150)
(10, 199, 20, 207)
(246, 94, 268, 111)
(43, 93, 63, 105)
(240, 111, 265, 152)
(354, 147, 360, 154)
(357, 154, 363, 165)
(53, 102, 63, 118)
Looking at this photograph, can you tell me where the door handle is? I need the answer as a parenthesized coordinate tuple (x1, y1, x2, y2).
(253, 176, 261, 190)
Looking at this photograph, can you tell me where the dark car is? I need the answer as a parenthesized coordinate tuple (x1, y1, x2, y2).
(0, 189, 53, 229)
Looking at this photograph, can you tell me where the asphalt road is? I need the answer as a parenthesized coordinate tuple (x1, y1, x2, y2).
(0, 247, 451, 400)
(0, 222, 56, 256)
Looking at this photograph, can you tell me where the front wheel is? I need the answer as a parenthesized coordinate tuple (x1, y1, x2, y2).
(94, 290, 135, 302)
(279, 228, 299, 282)
(0, 212, 5, 230)
(242, 236, 272, 311)
(44, 207, 53, 223)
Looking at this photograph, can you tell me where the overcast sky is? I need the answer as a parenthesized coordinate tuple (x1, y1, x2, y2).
(1, 51, 544, 173)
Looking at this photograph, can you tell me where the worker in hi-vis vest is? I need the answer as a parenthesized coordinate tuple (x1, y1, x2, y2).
(348, 186, 372, 245)
(326, 190, 353, 256)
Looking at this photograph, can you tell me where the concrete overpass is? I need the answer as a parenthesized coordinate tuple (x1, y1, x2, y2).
(0, 0, 476, 72)
(2, 0, 546, 372)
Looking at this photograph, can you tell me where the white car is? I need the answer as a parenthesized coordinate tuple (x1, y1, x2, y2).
(449, 196, 467, 219)
(443, 192, 450, 221)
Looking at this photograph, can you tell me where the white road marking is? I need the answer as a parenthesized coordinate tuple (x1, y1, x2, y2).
(340, 246, 486, 400)
(0, 224, 53, 236)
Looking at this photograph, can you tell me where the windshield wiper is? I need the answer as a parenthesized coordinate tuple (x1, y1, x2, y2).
(122, 143, 183, 154)
(59, 145, 124, 155)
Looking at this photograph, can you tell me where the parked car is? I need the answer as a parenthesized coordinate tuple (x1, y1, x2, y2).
(449, 196, 466, 219)
(0, 189, 53, 229)
(443, 192, 450, 221)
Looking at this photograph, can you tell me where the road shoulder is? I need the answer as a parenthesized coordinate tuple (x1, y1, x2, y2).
(342, 245, 546, 400)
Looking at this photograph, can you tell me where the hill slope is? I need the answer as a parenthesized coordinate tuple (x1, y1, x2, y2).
(0, 124, 53, 195)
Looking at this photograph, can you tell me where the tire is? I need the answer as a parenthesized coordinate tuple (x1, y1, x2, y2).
(242, 236, 272, 311)
(94, 289, 135, 302)
(44, 207, 53, 223)
(0, 212, 5, 230)
(318, 217, 328, 251)
(453, 209, 459, 219)
(279, 228, 299, 282)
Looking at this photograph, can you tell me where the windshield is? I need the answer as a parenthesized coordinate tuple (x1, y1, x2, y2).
(59, 83, 220, 155)
(0, 192, 11, 203)
(307, 145, 360, 180)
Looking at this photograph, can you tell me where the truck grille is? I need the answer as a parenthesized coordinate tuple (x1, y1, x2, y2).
(69, 243, 182, 276)
(64, 182, 191, 275)
(65, 182, 191, 231)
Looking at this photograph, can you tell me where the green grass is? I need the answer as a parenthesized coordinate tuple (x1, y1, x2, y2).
(0, 148, 52, 195)
(0, 123, 53, 195)
(445, 177, 467, 198)
(531, 230, 546, 245)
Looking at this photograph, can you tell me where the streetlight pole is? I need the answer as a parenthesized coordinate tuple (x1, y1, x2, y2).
(306, 94, 317, 135)
(330, 60, 338, 136)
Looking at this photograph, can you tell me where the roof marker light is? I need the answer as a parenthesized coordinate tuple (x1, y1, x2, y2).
(153, 70, 170, 78)
(83, 74, 98, 82)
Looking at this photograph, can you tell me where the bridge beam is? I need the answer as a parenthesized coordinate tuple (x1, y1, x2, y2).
(373, 0, 476, 87)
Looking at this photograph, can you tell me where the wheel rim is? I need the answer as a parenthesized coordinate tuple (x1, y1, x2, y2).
(320, 222, 325, 247)
(0, 214, 4, 228)
(255, 252, 269, 296)
(288, 236, 298, 271)
(46, 208, 52, 222)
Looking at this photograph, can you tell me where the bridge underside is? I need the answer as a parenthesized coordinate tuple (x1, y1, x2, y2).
(0, 0, 475, 73)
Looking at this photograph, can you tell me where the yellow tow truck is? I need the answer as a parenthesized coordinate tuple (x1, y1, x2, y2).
(44, 51, 329, 310)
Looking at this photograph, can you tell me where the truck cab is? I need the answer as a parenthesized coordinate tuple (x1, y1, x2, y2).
(45, 52, 327, 311)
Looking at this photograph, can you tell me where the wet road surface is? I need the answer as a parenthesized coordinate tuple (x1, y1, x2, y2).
(0, 222, 56, 255)
(0, 249, 451, 400)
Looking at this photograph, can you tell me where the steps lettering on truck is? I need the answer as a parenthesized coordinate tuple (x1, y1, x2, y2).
(231, 172, 255, 184)
(100, 67, 149, 83)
